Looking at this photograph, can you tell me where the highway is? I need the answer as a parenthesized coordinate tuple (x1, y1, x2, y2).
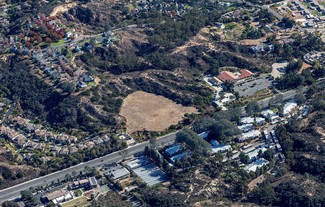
(0, 132, 177, 202)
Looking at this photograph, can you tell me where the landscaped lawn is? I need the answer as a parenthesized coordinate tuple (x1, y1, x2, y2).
(50, 39, 66, 47)
(61, 196, 89, 207)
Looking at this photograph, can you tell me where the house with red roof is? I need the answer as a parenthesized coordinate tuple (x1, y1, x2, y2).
(217, 71, 239, 82)
(217, 69, 253, 83)
(239, 69, 253, 79)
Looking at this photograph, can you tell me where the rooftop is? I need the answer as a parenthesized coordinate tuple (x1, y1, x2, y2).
(133, 163, 168, 186)
(171, 152, 189, 163)
(126, 156, 151, 169)
(89, 177, 98, 186)
(217, 71, 239, 82)
(244, 158, 269, 172)
(104, 163, 130, 180)
(211, 144, 232, 154)
(45, 188, 69, 201)
(165, 143, 183, 157)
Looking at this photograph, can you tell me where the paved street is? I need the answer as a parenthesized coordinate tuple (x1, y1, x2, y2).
(0, 132, 177, 202)
(257, 89, 297, 109)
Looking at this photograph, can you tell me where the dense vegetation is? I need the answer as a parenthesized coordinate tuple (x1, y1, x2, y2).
(93, 191, 132, 207)
(135, 187, 188, 207)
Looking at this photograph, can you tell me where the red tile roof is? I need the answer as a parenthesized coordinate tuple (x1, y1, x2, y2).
(217, 71, 238, 82)
(239, 69, 253, 79)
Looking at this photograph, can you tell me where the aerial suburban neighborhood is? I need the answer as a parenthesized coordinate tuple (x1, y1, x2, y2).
(0, 0, 324, 207)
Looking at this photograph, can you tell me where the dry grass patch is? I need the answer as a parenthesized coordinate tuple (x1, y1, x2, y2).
(120, 91, 198, 133)
(61, 196, 89, 207)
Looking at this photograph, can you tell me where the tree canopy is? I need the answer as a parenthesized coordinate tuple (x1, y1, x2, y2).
(176, 129, 211, 155)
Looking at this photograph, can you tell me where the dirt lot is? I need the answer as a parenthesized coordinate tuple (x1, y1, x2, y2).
(61, 196, 89, 207)
(120, 91, 198, 133)
(50, 2, 77, 16)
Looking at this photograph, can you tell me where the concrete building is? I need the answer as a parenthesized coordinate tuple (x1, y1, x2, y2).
(238, 130, 261, 142)
(211, 144, 232, 154)
(281, 101, 297, 116)
(237, 124, 254, 132)
(165, 143, 183, 157)
(246, 147, 267, 162)
(240, 117, 266, 125)
(103, 163, 130, 180)
(45, 188, 72, 205)
(244, 158, 269, 172)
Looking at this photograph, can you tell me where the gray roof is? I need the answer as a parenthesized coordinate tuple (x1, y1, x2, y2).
(133, 163, 167, 186)
(89, 177, 98, 186)
(104, 163, 130, 180)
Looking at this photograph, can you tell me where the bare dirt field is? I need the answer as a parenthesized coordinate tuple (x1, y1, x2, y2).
(120, 91, 198, 133)
(50, 2, 78, 17)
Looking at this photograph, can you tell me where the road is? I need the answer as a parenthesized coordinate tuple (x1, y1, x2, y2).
(257, 88, 297, 109)
(50, 24, 138, 49)
(0, 132, 177, 202)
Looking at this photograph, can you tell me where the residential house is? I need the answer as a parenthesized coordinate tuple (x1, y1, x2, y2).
(238, 130, 261, 142)
(170, 152, 189, 163)
(211, 144, 232, 154)
(51, 145, 62, 154)
(216, 22, 225, 29)
(45, 188, 73, 205)
(69, 146, 78, 154)
(246, 147, 267, 162)
(240, 117, 266, 125)
(82, 74, 94, 82)
(59, 147, 69, 155)
(281, 101, 297, 116)
(71, 179, 90, 189)
(165, 143, 183, 157)
(237, 124, 254, 132)
(244, 158, 269, 172)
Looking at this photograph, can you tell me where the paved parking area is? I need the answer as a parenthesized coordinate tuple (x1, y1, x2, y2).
(234, 76, 273, 97)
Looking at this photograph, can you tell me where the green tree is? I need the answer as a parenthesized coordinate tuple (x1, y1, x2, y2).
(208, 119, 241, 143)
(294, 93, 306, 105)
(239, 152, 250, 164)
(2, 201, 19, 207)
(245, 101, 260, 115)
(176, 129, 211, 156)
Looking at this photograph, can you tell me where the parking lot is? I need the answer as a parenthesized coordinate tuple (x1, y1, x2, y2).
(234, 76, 273, 97)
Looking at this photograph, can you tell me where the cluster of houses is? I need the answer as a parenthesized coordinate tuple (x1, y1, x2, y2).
(193, 100, 309, 172)
(44, 177, 98, 205)
(33, 47, 95, 88)
(131, 0, 189, 17)
(0, 1, 9, 29)
(0, 113, 113, 162)
(278, 0, 325, 29)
